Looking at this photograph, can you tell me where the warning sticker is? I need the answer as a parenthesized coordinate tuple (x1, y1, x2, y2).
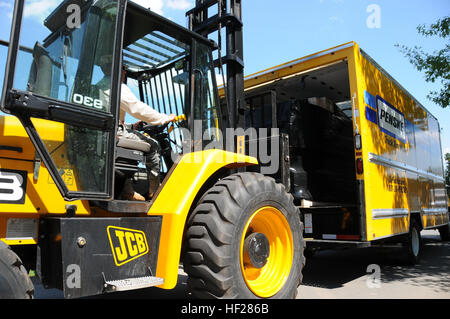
(48, 168, 74, 186)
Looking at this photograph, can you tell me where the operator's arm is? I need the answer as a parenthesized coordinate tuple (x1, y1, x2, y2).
(121, 83, 172, 126)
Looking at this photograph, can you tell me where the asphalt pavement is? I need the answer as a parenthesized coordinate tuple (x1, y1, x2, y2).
(32, 229, 450, 299)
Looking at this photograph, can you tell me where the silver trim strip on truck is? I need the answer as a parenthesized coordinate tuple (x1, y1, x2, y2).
(368, 152, 445, 182)
(372, 208, 409, 220)
(422, 207, 448, 216)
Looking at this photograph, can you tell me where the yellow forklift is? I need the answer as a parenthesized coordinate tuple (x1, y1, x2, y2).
(0, 0, 304, 298)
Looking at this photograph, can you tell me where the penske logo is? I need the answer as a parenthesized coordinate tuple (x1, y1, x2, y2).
(107, 226, 149, 266)
(376, 96, 406, 142)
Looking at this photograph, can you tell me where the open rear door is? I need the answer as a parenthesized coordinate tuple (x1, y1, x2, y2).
(1, 0, 126, 200)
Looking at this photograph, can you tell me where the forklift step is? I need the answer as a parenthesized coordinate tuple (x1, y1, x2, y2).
(104, 276, 164, 292)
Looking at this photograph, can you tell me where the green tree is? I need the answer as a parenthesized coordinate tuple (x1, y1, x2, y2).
(396, 16, 449, 108)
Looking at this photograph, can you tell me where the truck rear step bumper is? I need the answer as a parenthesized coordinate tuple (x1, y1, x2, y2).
(305, 238, 371, 249)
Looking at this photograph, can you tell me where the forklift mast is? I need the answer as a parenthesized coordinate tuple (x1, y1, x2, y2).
(186, 0, 245, 132)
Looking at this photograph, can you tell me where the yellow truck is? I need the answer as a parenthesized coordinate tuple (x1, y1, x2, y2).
(241, 41, 450, 261)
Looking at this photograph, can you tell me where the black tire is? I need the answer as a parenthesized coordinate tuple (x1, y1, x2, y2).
(304, 247, 318, 258)
(438, 220, 450, 241)
(403, 220, 422, 265)
(183, 172, 305, 299)
(0, 242, 34, 299)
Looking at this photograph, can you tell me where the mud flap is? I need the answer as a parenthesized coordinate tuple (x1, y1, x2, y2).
(37, 217, 162, 298)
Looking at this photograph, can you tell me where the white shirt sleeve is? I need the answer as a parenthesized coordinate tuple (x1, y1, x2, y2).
(120, 83, 171, 126)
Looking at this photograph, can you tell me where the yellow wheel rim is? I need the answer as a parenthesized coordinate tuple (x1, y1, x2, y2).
(240, 206, 294, 298)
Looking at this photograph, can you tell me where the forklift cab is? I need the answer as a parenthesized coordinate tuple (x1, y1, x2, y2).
(0, 0, 306, 300)
(1, 0, 221, 202)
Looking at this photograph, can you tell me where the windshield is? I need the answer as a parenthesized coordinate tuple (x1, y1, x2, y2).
(14, 0, 118, 113)
(123, 30, 190, 120)
(193, 41, 221, 147)
(5, 0, 121, 195)
(124, 28, 221, 155)
(122, 23, 191, 166)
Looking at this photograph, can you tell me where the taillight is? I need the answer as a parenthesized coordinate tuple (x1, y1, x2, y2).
(356, 158, 364, 175)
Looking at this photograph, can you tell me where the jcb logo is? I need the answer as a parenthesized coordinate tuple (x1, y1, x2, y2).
(107, 226, 149, 266)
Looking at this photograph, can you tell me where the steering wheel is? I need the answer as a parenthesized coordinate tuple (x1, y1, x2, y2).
(140, 122, 169, 136)
(134, 114, 186, 170)
(135, 114, 186, 135)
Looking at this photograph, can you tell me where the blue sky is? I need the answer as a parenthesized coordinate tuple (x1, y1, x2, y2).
(238, 0, 450, 158)
(0, 0, 449, 159)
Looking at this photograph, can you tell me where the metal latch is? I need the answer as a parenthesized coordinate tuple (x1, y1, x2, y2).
(33, 151, 41, 182)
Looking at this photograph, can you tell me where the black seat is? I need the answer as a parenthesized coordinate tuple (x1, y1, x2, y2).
(113, 137, 150, 199)
(115, 137, 149, 168)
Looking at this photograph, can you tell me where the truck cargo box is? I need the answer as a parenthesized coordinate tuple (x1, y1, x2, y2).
(242, 42, 448, 244)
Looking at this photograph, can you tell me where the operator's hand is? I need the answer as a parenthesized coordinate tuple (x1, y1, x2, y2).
(166, 114, 176, 124)
(173, 114, 186, 123)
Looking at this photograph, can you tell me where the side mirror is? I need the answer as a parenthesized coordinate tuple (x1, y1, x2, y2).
(27, 42, 53, 97)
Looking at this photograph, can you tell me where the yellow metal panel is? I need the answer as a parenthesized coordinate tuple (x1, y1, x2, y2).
(347, 44, 364, 182)
(354, 47, 447, 240)
(0, 115, 35, 161)
(0, 115, 64, 161)
(0, 115, 65, 140)
(0, 157, 91, 215)
(244, 42, 356, 93)
(0, 114, 92, 218)
(219, 42, 357, 98)
(148, 149, 258, 289)
(0, 156, 91, 245)
(1, 238, 37, 245)
(355, 50, 411, 240)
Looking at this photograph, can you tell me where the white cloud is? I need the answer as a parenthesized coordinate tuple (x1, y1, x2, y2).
(0, 0, 12, 18)
(131, 0, 163, 14)
(17, 0, 190, 24)
(166, 0, 192, 10)
(131, 0, 191, 15)
(23, 0, 60, 22)
(0, 1, 12, 9)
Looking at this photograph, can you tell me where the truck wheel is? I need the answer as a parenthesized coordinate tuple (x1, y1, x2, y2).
(403, 220, 422, 265)
(183, 172, 305, 299)
(0, 242, 34, 299)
